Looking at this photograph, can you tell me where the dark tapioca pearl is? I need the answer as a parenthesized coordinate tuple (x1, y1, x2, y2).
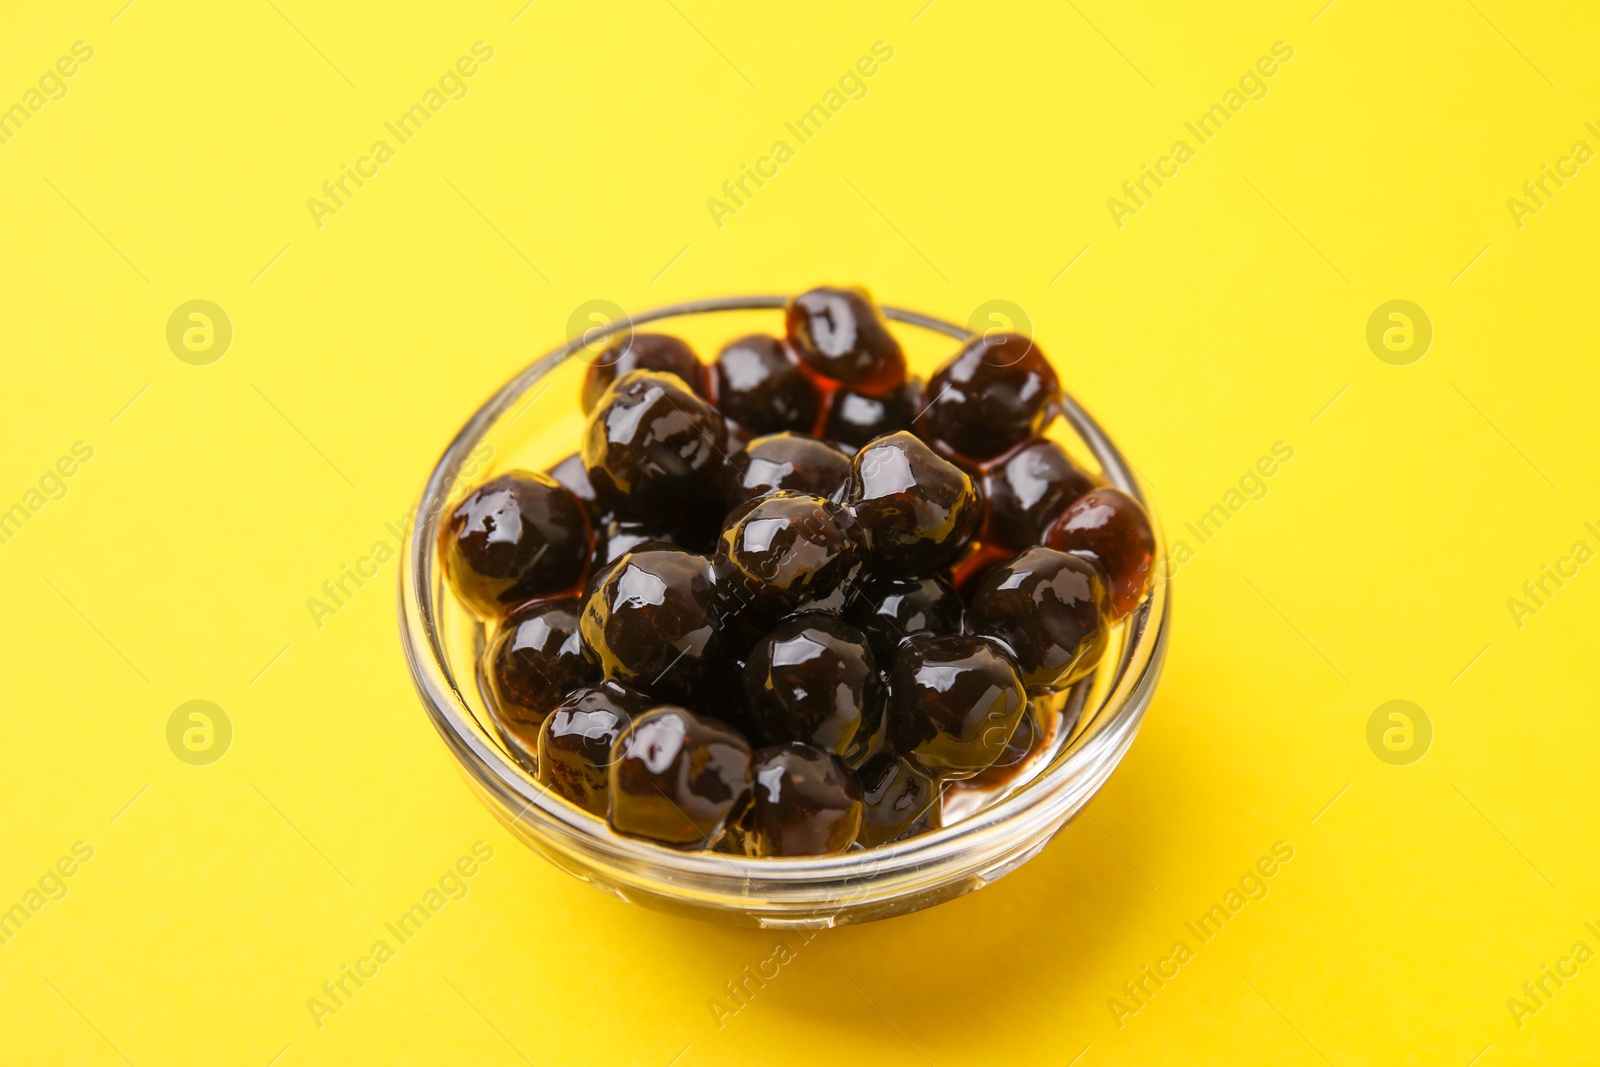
(537, 682, 653, 815)
(608, 706, 753, 848)
(581, 333, 706, 413)
(712, 491, 865, 630)
(842, 573, 965, 670)
(745, 743, 863, 856)
(579, 548, 722, 703)
(846, 431, 980, 577)
(441, 471, 592, 617)
(592, 517, 678, 568)
(887, 634, 1028, 780)
(980, 439, 1097, 552)
(485, 599, 596, 758)
(917, 332, 1062, 462)
(824, 377, 922, 449)
(742, 615, 885, 767)
(724, 433, 852, 511)
(548, 452, 600, 513)
(855, 753, 941, 848)
(958, 703, 1050, 791)
(710, 334, 822, 436)
(582, 370, 730, 521)
(1043, 487, 1156, 617)
(785, 286, 906, 394)
(967, 546, 1110, 691)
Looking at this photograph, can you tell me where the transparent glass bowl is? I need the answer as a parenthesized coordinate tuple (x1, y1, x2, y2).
(398, 295, 1170, 927)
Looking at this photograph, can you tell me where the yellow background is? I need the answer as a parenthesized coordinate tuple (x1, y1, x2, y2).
(2, 1, 1596, 1064)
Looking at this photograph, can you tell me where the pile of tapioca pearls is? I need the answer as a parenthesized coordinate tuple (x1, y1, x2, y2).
(439, 286, 1154, 855)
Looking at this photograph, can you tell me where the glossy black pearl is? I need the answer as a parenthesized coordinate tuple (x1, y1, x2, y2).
(845, 431, 980, 576)
(967, 546, 1110, 691)
(724, 433, 851, 511)
(1044, 487, 1155, 617)
(843, 573, 965, 668)
(980, 439, 1097, 552)
(785, 286, 906, 393)
(485, 599, 596, 758)
(581, 333, 706, 413)
(855, 753, 941, 848)
(888, 634, 1027, 780)
(745, 743, 863, 856)
(580, 548, 721, 702)
(960, 705, 1046, 790)
(917, 332, 1061, 462)
(710, 334, 821, 436)
(742, 615, 885, 766)
(441, 472, 592, 617)
(592, 517, 678, 567)
(713, 491, 865, 629)
(582, 370, 729, 521)
(608, 706, 753, 848)
(537, 682, 653, 815)
(823, 378, 921, 450)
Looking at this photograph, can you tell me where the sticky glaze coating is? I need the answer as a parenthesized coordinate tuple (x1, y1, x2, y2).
(855, 753, 941, 847)
(843, 573, 965, 669)
(742, 614, 885, 766)
(785, 286, 906, 394)
(485, 598, 596, 755)
(888, 634, 1029, 780)
(712, 491, 866, 628)
(917, 332, 1061, 462)
(846, 431, 979, 576)
(582, 370, 729, 520)
(980, 439, 1097, 552)
(1044, 487, 1156, 617)
(582, 333, 707, 413)
(580, 548, 722, 703)
(744, 743, 864, 856)
(537, 682, 653, 814)
(724, 433, 852, 511)
(711, 334, 822, 436)
(608, 706, 753, 847)
(548, 452, 600, 510)
(441, 472, 591, 616)
(967, 547, 1111, 692)
(824, 378, 921, 449)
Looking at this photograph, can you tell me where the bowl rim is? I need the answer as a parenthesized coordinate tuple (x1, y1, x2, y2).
(398, 295, 1170, 890)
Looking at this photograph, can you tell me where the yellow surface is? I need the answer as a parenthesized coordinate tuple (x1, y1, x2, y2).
(1, 1, 1595, 1064)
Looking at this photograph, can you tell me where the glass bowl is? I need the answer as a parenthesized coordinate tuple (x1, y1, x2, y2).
(398, 295, 1170, 927)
